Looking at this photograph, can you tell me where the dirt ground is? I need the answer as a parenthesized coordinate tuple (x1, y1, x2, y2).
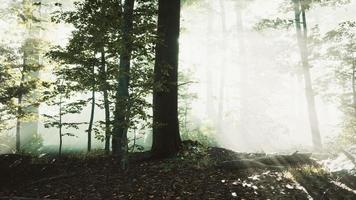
(1, 144, 356, 200)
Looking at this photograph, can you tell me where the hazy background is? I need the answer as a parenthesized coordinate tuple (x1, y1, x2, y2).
(1, 0, 356, 153)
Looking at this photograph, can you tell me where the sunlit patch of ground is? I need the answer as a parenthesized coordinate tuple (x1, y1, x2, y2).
(1, 144, 356, 199)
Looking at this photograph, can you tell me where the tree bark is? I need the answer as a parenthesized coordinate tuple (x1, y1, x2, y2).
(99, 50, 111, 154)
(58, 88, 63, 156)
(293, 0, 322, 150)
(352, 58, 356, 117)
(87, 65, 96, 152)
(151, 0, 182, 159)
(16, 63, 25, 153)
(112, 0, 135, 169)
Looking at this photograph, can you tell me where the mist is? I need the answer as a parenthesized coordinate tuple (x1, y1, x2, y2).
(0, 0, 355, 154)
(178, 0, 356, 152)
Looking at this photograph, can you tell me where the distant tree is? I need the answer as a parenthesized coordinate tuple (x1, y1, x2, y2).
(20, 0, 43, 146)
(151, 0, 182, 158)
(253, 0, 352, 150)
(43, 73, 85, 156)
(291, 0, 322, 150)
(0, 41, 41, 153)
(315, 21, 356, 144)
(323, 21, 356, 115)
(233, 0, 254, 140)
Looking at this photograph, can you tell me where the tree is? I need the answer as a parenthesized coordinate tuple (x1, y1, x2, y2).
(0, 0, 48, 153)
(203, 0, 216, 121)
(292, 0, 322, 150)
(316, 21, 356, 144)
(43, 73, 84, 156)
(50, 0, 123, 152)
(233, 0, 254, 143)
(255, 0, 330, 151)
(323, 21, 356, 115)
(20, 0, 42, 147)
(151, 0, 182, 158)
(216, 0, 227, 134)
(50, 0, 156, 155)
(112, 0, 135, 168)
(100, 49, 112, 154)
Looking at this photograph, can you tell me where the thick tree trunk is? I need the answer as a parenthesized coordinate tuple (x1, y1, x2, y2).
(151, 0, 182, 159)
(112, 0, 135, 169)
(87, 65, 96, 152)
(293, 0, 322, 150)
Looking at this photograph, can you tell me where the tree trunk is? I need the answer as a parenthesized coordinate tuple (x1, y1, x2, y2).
(100, 50, 111, 154)
(16, 94, 22, 153)
(352, 59, 356, 117)
(58, 91, 63, 156)
(235, 3, 249, 138)
(16, 112, 21, 152)
(292, 0, 322, 151)
(112, 0, 135, 169)
(21, 0, 41, 145)
(151, 0, 182, 159)
(87, 65, 96, 152)
(205, 0, 215, 120)
(16, 64, 25, 153)
(217, 0, 227, 134)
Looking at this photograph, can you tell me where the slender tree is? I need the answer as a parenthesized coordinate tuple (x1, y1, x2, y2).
(151, 0, 182, 158)
(292, 0, 322, 150)
(204, 0, 215, 120)
(87, 64, 96, 152)
(21, 0, 42, 146)
(16, 67, 25, 152)
(43, 74, 85, 156)
(318, 21, 356, 143)
(112, 0, 135, 169)
(217, 0, 227, 134)
(100, 49, 112, 154)
(234, 1, 251, 139)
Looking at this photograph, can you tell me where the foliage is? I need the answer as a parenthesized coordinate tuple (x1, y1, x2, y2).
(178, 69, 217, 147)
(314, 21, 356, 144)
(21, 133, 44, 155)
(255, 18, 295, 31)
(48, 0, 157, 151)
(0, 133, 15, 153)
(178, 140, 213, 169)
(0, 40, 42, 136)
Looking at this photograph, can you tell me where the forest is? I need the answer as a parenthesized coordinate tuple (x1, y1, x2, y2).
(0, 0, 356, 199)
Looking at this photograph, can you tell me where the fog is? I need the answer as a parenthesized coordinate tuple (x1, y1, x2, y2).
(1, 0, 356, 153)
(178, 0, 356, 152)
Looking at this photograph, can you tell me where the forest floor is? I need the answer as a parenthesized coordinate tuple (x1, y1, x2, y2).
(1, 142, 356, 200)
